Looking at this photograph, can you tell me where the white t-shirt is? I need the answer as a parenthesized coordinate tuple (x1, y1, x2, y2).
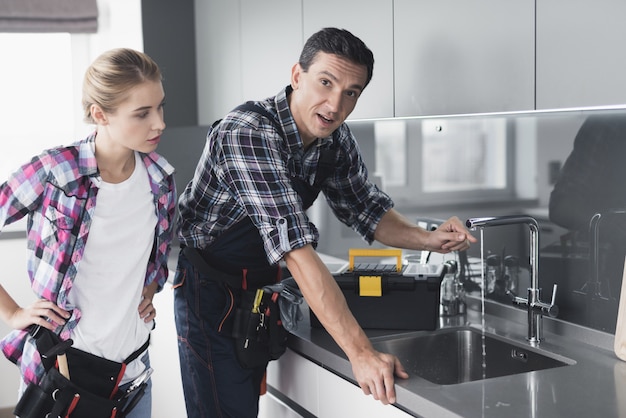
(68, 152, 157, 383)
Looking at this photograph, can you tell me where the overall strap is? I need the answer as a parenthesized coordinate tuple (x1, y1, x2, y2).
(234, 101, 284, 138)
(233, 101, 339, 190)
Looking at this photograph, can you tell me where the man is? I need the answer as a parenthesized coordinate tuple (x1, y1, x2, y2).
(175, 27, 476, 417)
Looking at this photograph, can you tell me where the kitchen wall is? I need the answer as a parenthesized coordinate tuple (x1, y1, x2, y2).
(144, 1, 626, 335)
(141, 0, 197, 128)
(0, 226, 30, 412)
(155, 102, 625, 336)
(2, 0, 624, 412)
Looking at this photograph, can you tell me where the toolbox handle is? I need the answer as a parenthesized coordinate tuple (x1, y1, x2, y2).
(348, 249, 403, 272)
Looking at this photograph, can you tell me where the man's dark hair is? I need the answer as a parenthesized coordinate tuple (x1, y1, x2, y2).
(298, 27, 374, 88)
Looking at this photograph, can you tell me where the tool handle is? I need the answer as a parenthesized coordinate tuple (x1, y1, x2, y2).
(57, 353, 70, 380)
(348, 248, 403, 272)
(251, 288, 264, 314)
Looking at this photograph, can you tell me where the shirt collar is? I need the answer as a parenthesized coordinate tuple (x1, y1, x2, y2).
(78, 131, 100, 177)
(77, 131, 175, 183)
(275, 85, 334, 156)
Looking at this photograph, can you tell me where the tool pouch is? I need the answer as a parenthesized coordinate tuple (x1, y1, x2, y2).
(14, 327, 149, 418)
(231, 287, 289, 369)
(14, 368, 128, 418)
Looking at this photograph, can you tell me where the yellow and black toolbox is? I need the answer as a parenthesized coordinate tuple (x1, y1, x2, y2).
(310, 249, 445, 331)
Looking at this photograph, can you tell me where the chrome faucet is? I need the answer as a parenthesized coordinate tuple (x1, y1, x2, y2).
(583, 209, 626, 300)
(466, 215, 558, 344)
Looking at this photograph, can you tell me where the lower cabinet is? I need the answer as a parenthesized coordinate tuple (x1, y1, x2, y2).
(265, 349, 411, 417)
(259, 391, 305, 418)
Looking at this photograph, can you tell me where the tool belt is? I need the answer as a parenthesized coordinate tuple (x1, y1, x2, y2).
(14, 326, 150, 418)
(182, 246, 294, 369)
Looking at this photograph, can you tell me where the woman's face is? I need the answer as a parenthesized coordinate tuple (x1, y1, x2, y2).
(98, 80, 166, 154)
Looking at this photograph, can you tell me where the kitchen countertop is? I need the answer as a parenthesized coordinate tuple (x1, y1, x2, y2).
(285, 294, 623, 417)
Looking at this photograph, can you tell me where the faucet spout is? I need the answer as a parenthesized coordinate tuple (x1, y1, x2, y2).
(466, 215, 539, 231)
(467, 215, 540, 291)
(466, 215, 558, 344)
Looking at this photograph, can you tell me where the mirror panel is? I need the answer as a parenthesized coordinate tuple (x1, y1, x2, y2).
(313, 108, 626, 333)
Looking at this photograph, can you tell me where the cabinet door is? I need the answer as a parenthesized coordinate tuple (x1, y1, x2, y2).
(196, 0, 240, 125)
(266, 349, 411, 417)
(266, 349, 320, 416)
(240, 0, 303, 103)
(536, 0, 626, 110)
(394, 0, 535, 117)
(302, 0, 394, 119)
(317, 365, 411, 417)
(195, 0, 302, 125)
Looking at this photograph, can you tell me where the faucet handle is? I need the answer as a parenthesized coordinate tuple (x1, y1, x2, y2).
(530, 284, 559, 318)
(550, 283, 558, 306)
(541, 284, 559, 317)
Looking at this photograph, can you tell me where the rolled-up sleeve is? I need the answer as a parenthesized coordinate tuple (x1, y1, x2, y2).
(218, 128, 318, 265)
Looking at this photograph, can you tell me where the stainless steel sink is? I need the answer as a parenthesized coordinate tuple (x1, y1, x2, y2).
(371, 327, 574, 385)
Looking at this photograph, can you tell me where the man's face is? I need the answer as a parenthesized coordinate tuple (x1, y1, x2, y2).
(289, 52, 368, 147)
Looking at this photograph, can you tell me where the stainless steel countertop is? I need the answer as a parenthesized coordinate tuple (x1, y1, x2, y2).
(286, 295, 623, 418)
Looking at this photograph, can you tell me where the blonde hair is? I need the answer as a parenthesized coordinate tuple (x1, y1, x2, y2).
(82, 48, 162, 124)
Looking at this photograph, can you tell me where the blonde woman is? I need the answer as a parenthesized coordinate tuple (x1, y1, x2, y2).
(0, 48, 176, 417)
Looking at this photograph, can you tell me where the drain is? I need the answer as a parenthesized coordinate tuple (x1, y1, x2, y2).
(511, 349, 529, 363)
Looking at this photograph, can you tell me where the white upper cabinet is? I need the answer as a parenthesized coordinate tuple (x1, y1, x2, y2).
(195, 0, 302, 125)
(393, 0, 535, 117)
(536, 0, 626, 110)
(239, 0, 303, 104)
(302, 0, 394, 120)
(196, 0, 626, 122)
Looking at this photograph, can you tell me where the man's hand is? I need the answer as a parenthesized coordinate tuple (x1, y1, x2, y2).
(374, 211, 476, 253)
(284, 245, 409, 405)
(351, 349, 409, 404)
(430, 215, 478, 253)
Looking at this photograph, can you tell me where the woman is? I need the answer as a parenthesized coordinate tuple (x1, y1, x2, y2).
(0, 48, 176, 417)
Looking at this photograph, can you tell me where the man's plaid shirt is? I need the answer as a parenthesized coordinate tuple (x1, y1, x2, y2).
(177, 86, 393, 266)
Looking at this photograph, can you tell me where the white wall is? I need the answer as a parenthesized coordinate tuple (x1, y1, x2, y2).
(0, 227, 31, 409)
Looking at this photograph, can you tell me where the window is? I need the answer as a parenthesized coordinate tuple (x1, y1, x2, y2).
(0, 33, 84, 181)
(0, 0, 143, 183)
(374, 120, 407, 187)
(420, 118, 508, 193)
(352, 116, 515, 207)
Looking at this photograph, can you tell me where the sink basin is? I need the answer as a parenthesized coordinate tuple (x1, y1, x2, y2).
(372, 327, 574, 385)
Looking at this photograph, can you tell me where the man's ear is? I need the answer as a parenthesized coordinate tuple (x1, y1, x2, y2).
(290, 63, 301, 89)
(90, 104, 108, 125)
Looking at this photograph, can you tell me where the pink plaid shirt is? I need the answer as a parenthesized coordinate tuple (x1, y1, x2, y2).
(0, 132, 176, 384)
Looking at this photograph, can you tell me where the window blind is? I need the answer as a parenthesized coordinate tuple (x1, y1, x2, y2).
(0, 0, 98, 33)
